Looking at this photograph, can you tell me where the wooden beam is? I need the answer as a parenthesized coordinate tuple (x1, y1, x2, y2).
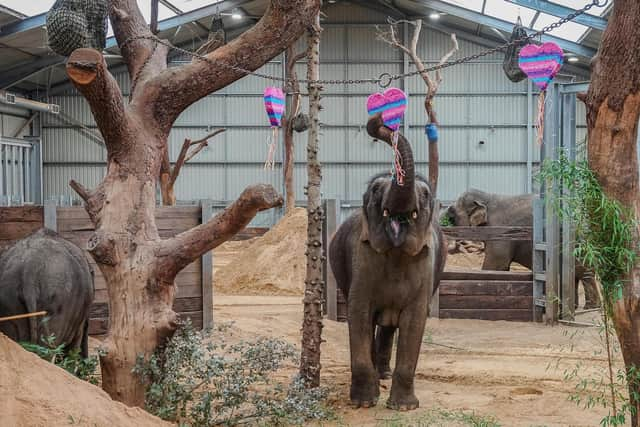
(441, 269, 533, 281)
(442, 226, 532, 241)
(201, 200, 214, 329)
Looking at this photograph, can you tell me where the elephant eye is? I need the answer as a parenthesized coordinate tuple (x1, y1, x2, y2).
(383, 209, 389, 217)
(411, 211, 418, 219)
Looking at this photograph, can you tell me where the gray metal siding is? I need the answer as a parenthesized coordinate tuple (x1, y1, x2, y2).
(39, 9, 589, 224)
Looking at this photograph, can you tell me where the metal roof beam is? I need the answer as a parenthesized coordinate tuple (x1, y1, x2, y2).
(506, 0, 607, 31)
(0, 12, 45, 39)
(0, 55, 65, 91)
(409, 0, 596, 57)
(422, 20, 589, 76)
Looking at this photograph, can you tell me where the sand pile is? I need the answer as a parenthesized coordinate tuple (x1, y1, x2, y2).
(214, 208, 307, 296)
(0, 333, 170, 427)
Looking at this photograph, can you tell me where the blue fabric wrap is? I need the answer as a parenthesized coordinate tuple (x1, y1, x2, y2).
(425, 124, 438, 142)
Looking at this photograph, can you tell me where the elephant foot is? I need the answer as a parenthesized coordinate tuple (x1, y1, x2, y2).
(386, 394, 419, 411)
(350, 376, 380, 409)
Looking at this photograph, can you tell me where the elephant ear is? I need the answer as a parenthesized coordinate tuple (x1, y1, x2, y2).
(469, 200, 488, 226)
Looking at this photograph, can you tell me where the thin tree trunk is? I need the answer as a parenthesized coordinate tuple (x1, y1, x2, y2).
(300, 13, 323, 388)
(63, 0, 320, 406)
(283, 44, 305, 215)
(585, 0, 640, 423)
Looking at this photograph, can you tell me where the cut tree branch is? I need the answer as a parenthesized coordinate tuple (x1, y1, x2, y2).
(157, 184, 283, 278)
(66, 49, 128, 150)
(69, 179, 106, 224)
(146, 0, 321, 133)
(109, 0, 159, 86)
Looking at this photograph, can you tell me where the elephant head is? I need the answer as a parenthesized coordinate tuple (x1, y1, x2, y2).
(444, 189, 489, 226)
(360, 113, 437, 256)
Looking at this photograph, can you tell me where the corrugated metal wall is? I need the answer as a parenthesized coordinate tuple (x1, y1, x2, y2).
(39, 3, 588, 224)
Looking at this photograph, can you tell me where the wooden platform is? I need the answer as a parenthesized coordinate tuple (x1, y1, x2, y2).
(439, 269, 533, 322)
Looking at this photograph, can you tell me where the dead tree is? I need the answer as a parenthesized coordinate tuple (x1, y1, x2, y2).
(299, 12, 323, 388)
(282, 44, 308, 215)
(159, 129, 226, 205)
(377, 19, 458, 196)
(63, 0, 320, 406)
(584, 1, 640, 423)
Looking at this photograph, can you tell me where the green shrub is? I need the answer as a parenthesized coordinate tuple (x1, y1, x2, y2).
(20, 334, 100, 385)
(133, 320, 334, 426)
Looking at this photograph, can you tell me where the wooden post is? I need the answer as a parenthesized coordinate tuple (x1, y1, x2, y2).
(532, 197, 545, 322)
(323, 198, 339, 321)
(561, 91, 577, 320)
(430, 200, 441, 318)
(544, 83, 560, 324)
(201, 200, 214, 329)
(44, 198, 57, 231)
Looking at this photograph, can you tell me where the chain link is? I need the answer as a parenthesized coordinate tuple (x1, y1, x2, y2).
(120, 0, 606, 88)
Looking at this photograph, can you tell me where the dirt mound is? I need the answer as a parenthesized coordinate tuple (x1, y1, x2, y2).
(214, 208, 307, 296)
(0, 333, 170, 427)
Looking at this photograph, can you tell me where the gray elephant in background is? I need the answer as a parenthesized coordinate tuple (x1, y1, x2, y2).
(329, 113, 447, 410)
(0, 228, 95, 357)
(444, 189, 600, 309)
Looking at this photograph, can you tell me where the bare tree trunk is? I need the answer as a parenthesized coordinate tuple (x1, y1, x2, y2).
(64, 0, 320, 406)
(159, 129, 226, 206)
(300, 13, 323, 388)
(283, 44, 306, 215)
(376, 20, 457, 198)
(585, 1, 640, 423)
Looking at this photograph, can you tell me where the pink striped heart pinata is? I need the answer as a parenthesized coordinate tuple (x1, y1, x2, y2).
(367, 88, 408, 185)
(518, 42, 564, 91)
(367, 88, 407, 132)
(517, 42, 564, 146)
(262, 87, 285, 170)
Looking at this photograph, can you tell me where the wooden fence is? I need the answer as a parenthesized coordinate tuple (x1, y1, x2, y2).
(322, 200, 535, 322)
(0, 202, 262, 335)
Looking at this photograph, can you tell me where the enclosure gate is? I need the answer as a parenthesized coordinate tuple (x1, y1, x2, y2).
(0, 137, 41, 206)
(533, 82, 586, 323)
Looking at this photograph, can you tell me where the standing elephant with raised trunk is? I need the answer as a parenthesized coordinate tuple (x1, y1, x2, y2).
(444, 189, 600, 309)
(329, 114, 447, 410)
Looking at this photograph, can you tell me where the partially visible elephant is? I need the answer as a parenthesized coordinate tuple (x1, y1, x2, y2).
(444, 189, 600, 309)
(0, 228, 95, 357)
(329, 113, 447, 410)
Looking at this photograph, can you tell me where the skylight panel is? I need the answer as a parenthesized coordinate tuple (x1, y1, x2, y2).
(439, 0, 484, 12)
(484, 0, 536, 26)
(0, 0, 177, 20)
(0, 1, 54, 16)
(168, 0, 225, 13)
(548, 0, 609, 17)
(532, 12, 589, 42)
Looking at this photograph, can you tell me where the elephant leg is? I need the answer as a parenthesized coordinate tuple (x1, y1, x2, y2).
(348, 304, 379, 408)
(575, 278, 581, 310)
(387, 301, 428, 411)
(582, 274, 601, 309)
(375, 326, 396, 380)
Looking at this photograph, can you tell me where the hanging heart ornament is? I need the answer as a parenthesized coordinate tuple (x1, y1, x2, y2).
(263, 87, 285, 127)
(518, 42, 564, 91)
(366, 87, 407, 131)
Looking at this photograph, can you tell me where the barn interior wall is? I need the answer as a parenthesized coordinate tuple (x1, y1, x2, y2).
(37, 3, 589, 225)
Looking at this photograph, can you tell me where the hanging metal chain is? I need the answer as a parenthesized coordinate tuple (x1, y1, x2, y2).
(120, 0, 607, 88)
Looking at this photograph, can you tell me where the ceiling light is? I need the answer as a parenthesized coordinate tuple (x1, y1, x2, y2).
(567, 56, 579, 63)
(231, 8, 242, 20)
(327, 0, 337, 3)
(429, 12, 441, 20)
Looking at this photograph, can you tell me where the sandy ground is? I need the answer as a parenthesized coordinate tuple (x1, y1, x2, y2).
(208, 227, 613, 426)
(214, 296, 613, 427)
(0, 334, 170, 427)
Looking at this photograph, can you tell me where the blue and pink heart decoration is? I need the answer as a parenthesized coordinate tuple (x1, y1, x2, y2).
(518, 42, 564, 145)
(263, 87, 285, 170)
(367, 88, 408, 185)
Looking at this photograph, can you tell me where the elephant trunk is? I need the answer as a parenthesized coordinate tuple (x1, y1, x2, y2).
(367, 114, 416, 213)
